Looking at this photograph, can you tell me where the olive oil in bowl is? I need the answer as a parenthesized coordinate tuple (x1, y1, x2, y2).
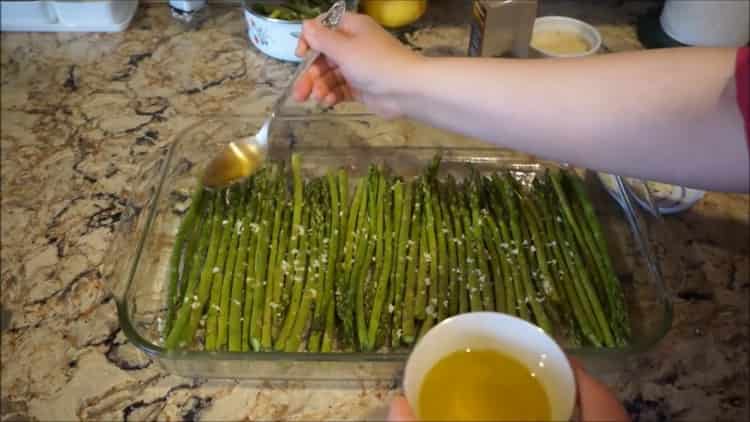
(418, 349, 550, 421)
(403, 313, 576, 422)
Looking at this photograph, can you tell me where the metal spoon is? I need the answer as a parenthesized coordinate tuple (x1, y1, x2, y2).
(202, 0, 346, 188)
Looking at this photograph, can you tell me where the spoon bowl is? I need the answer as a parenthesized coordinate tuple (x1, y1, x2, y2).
(201, 1, 346, 188)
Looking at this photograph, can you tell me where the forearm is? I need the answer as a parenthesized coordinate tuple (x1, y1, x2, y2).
(396, 48, 748, 192)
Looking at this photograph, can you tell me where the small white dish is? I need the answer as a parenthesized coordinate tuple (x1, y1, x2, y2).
(403, 312, 576, 421)
(531, 16, 602, 58)
(597, 173, 705, 215)
(243, 4, 303, 62)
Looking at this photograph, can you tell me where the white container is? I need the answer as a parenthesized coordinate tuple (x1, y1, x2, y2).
(243, 6, 302, 62)
(660, 0, 750, 47)
(0, 0, 138, 32)
(403, 312, 576, 421)
(169, 0, 206, 12)
(531, 16, 602, 59)
(0, 1, 58, 27)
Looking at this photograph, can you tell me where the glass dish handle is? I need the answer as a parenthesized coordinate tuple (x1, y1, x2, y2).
(614, 175, 670, 299)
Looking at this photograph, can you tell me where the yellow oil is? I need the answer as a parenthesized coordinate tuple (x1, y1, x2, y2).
(531, 30, 591, 55)
(418, 349, 551, 421)
(202, 142, 264, 188)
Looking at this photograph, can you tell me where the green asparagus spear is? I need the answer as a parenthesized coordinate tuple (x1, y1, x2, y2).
(469, 177, 495, 312)
(478, 177, 515, 316)
(414, 219, 430, 320)
(260, 174, 286, 350)
(308, 172, 340, 352)
(367, 168, 386, 316)
(166, 186, 206, 335)
(366, 178, 396, 350)
(460, 201, 483, 313)
(538, 183, 602, 346)
(559, 211, 615, 347)
(544, 175, 612, 345)
(549, 171, 618, 346)
(275, 196, 312, 351)
(272, 161, 303, 338)
(450, 193, 470, 315)
(341, 177, 369, 347)
(205, 188, 238, 351)
(249, 169, 277, 350)
(241, 171, 268, 351)
(390, 182, 413, 347)
(418, 179, 440, 338)
(287, 183, 324, 352)
(566, 172, 630, 343)
(165, 191, 215, 349)
(322, 175, 340, 328)
(228, 177, 260, 351)
(479, 208, 506, 314)
(497, 174, 550, 331)
(401, 184, 422, 345)
(270, 206, 292, 342)
(217, 184, 249, 350)
(182, 192, 226, 346)
(485, 184, 527, 320)
(520, 194, 561, 303)
(320, 296, 337, 352)
(337, 168, 349, 260)
(273, 155, 306, 350)
(431, 180, 450, 321)
(177, 190, 208, 297)
(384, 178, 403, 348)
(354, 169, 382, 349)
(440, 178, 460, 317)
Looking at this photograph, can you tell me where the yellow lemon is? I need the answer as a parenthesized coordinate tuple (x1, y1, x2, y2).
(362, 0, 427, 28)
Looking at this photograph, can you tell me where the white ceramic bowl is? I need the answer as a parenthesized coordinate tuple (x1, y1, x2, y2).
(531, 16, 602, 58)
(243, 4, 303, 62)
(403, 312, 576, 421)
(597, 172, 705, 216)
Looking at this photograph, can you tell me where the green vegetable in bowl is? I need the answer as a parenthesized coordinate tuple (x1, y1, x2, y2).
(252, 0, 336, 21)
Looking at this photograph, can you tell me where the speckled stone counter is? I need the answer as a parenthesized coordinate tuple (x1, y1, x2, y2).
(2, 1, 748, 420)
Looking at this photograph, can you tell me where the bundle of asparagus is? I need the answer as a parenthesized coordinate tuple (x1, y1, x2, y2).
(163, 154, 630, 352)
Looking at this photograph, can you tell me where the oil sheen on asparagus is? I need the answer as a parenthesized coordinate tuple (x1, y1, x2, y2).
(164, 154, 631, 352)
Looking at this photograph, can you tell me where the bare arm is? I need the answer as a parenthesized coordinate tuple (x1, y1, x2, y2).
(396, 48, 747, 192)
(295, 14, 749, 193)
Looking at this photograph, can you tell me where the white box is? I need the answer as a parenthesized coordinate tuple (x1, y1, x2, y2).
(1, 0, 139, 32)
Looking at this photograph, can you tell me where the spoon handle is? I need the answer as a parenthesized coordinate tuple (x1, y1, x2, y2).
(268, 1, 346, 118)
(269, 50, 322, 117)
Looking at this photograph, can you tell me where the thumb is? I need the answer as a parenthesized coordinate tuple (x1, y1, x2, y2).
(387, 396, 416, 422)
(302, 19, 350, 62)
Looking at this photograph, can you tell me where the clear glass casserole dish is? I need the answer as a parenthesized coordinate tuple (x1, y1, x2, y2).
(104, 113, 672, 380)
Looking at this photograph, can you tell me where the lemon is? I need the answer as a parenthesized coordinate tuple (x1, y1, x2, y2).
(362, 0, 427, 28)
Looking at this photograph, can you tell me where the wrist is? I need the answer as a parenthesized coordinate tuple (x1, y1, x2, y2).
(386, 54, 431, 116)
(391, 53, 429, 96)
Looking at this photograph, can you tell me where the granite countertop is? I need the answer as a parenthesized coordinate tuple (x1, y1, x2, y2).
(1, 1, 748, 421)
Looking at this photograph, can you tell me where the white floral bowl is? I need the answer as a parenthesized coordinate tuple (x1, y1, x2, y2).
(243, 3, 303, 62)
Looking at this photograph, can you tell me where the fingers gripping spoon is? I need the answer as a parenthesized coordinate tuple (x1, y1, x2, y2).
(202, 1, 346, 188)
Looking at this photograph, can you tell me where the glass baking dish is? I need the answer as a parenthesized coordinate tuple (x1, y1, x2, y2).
(104, 113, 672, 380)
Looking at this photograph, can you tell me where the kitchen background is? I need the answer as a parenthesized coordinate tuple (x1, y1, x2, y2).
(1, 0, 748, 421)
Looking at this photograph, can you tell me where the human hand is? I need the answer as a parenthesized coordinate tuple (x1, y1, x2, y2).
(568, 357, 630, 422)
(292, 12, 423, 117)
(387, 396, 415, 422)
